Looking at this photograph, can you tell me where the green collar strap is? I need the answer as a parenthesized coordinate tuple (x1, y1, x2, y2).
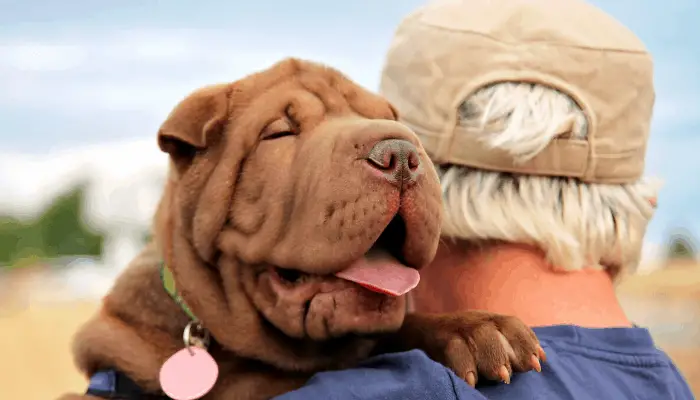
(160, 262, 197, 321)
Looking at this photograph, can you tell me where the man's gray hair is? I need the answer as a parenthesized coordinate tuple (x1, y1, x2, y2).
(439, 82, 660, 276)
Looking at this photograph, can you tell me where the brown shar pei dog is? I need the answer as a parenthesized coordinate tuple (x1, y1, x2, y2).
(58, 59, 544, 400)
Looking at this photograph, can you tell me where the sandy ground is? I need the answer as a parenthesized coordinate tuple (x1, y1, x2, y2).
(0, 302, 99, 399)
(1, 264, 699, 399)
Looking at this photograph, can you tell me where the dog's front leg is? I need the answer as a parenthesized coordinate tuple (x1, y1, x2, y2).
(377, 310, 546, 387)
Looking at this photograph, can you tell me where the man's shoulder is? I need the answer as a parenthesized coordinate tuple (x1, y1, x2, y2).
(475, 326, 695, 400)
(276, 326, 694, 400)
(275, 350, 485, 400)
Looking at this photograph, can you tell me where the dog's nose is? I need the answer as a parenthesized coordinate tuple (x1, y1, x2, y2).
(365, 139, 422, 188)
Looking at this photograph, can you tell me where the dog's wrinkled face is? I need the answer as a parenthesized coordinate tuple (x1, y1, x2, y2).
(155, 59, 442, 369)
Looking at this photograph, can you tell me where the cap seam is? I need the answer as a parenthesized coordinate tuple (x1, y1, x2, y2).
(594, 148, 643, 158)
(415, 20, 650, 55)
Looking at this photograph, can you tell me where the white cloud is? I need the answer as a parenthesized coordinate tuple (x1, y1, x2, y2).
(0, 31, 207, 69)
(0, 139, 168, 225)
(0, 42, 88, 71)
(0, 31, 379, 117)
(0, 29, 691, 125)
(99, 30, 202, 61)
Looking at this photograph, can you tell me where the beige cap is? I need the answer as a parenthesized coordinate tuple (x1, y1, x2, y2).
(380, 0, 655, 184)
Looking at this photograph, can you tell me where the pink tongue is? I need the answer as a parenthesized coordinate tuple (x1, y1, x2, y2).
(335, 255, 420, 297)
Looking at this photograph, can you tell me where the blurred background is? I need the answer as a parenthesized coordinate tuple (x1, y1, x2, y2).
(0, 0, 698, 398)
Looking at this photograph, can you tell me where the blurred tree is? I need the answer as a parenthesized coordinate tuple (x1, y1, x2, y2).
(37, 184, 104, 258)
(143, 232, 153, 244)
(664, 228, 698, 262)
(0, 185, 105, 268)
(0, 218, 30, 266)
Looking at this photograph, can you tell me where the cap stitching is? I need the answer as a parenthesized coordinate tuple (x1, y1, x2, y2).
(594, 149, 643, 159)
(413, 19, 650, 55)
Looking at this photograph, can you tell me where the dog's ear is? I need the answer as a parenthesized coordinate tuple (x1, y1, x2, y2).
(158, 84, 230, 171)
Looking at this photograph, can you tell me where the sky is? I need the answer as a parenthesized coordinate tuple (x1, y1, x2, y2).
(0, 0, 699, 261)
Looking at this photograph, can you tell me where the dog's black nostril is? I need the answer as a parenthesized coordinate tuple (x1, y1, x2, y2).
(275, 268, 303, 284)
(365, 139, 422, 188)
(407, 151, 420, 169)
(367, 149, 397, 171)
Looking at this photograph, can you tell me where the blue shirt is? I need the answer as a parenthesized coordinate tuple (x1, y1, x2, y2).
(275, 325, 694, 400)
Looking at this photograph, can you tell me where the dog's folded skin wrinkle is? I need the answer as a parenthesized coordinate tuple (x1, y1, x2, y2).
(59, 58, 544, 400)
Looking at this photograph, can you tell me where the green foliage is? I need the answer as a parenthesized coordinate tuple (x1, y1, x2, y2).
(665, 229, 698, 261)
(143, 231, 153, 244)
(0, 184, 105, 268)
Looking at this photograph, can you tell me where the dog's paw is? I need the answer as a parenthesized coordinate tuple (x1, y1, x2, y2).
(399, 311, 546, 386)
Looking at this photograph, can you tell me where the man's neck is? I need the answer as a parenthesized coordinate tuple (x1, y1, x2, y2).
(413, 241, 632, 328)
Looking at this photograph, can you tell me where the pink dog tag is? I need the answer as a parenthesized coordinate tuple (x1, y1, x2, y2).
(159, 347, 219, 400)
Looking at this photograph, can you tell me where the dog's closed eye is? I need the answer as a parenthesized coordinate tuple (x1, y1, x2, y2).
(262, 131, 296, 140)
(261, 118, 298, 140)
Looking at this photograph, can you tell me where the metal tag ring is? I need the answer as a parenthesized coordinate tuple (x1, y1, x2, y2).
(182, 321, 211, 354)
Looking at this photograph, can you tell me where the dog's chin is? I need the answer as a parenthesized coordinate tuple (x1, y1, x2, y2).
(248, 213, 419, 342)
(251, 265, 407, 342)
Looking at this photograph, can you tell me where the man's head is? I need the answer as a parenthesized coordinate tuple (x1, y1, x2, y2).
(379, 0, 659, 278)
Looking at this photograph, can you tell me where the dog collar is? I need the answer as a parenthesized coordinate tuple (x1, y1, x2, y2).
(160, 262, 198, 321)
